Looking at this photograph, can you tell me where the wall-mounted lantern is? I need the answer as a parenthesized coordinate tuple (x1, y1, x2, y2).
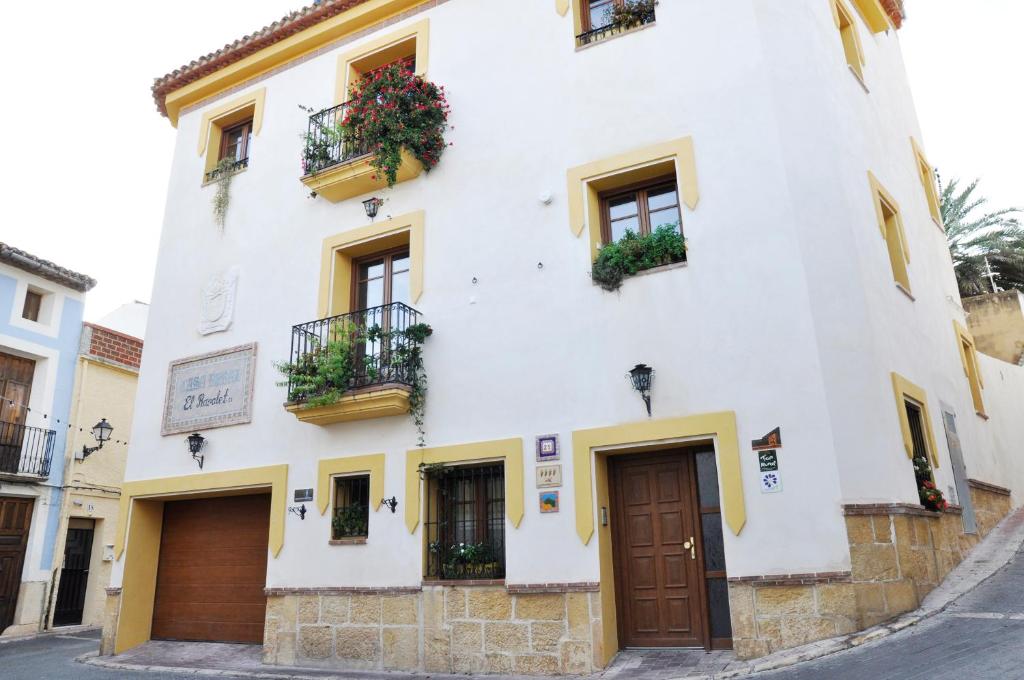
(186, 432, 206, 469)
(363, 196, 384, 220)
(289, 504, 308, 520)
(628, 364, 654, 417)
(380, 496, 399, 514)
(81, 418, 113, 459)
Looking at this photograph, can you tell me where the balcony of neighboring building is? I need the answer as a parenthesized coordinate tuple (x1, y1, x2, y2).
(283, 301, 429, 426)
(0, 421, 56, 481)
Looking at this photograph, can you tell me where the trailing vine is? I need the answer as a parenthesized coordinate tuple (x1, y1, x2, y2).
(591, 224, 686, 291)
(211, 157, 237, 229)
(339, 63, 451, 187)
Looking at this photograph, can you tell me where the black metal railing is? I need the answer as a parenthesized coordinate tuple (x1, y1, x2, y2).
(0, 421, 55, 477)
(576, 11, 657, 47)
(332, 476, 370, 539)
(302, 102, 369, 176)
(205, 157, 249, 182)
(287, 302, 423, 404)
(424, 464, 506, 581)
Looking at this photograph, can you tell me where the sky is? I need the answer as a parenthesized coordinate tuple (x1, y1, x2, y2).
(0, 0, 1019, 321)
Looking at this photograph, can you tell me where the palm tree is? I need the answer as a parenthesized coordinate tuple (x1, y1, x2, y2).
(942, 176, 1024, 298)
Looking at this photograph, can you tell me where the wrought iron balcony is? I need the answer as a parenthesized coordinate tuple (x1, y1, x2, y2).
(302, 102, 370, 177)
(0, 421, 56, 478)
(286, 302, 424, 406)
(576, 11, 657, 47)
(205, 157, 249, 182)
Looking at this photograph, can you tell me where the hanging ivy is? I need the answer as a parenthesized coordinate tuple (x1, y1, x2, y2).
(211, 157, 237, 229)
(339, 63, 452, 187)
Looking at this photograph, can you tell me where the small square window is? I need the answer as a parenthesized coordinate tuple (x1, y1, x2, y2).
(424, 463, 506, 580)
(22, 291, 42, 322)
(332, 475, 370, 540)
(600, 178, 684, 245)
(577, 0, 657, 47)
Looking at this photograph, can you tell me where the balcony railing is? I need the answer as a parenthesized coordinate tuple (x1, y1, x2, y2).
(302, 102, 369, 176)
(287, 302, 423, 404)
(0, 421, 56, 478)
(576, 11, 657, 47)
(205, 156, 249, 182)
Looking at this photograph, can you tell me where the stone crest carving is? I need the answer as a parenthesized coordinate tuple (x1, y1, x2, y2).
(199, 267, 239, 335)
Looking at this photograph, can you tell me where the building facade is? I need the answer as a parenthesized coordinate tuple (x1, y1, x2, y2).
(0, 243, 95, 637)
(964, 290, 1024, 366)
(104, 0, 1024, 674)
(46, 306, 146, 631)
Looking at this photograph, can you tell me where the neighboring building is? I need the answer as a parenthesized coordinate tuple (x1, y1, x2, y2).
(964, 290, 1024, 366)
(104, 0, 1024, 675)
(45, 305, 147, 630)
(0, 243, 95, 637)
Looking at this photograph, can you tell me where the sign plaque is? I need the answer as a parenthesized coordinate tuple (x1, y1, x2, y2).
(162, 343, 257, 435)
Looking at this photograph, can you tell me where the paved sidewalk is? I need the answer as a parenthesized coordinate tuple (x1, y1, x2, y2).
(79, 507, 1024, 680)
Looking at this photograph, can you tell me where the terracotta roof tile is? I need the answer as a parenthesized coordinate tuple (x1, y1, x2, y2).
(151, 0, 372, 119)
(0, 243, 97, 292)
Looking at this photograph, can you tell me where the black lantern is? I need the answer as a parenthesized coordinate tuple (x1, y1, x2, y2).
(81, 418, 113, 459)
(289, 504, 308, 520)
(380, 496, 399, 514)
(186, 433, 206, 469)
(628, 364, 654, 417)
(363, 196, 384, 220)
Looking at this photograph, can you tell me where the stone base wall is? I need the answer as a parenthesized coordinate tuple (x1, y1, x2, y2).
(728, 575, 858, 659)
(731, 483, 1013, 662)
(99, 588, 122, 656)
(262, 585, 602, 676)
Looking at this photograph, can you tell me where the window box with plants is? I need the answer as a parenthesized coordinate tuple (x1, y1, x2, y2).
(577, 0, 658, 47)
(278, 302, 432, 433)
(591, 224, 687, 291)
(299, 63, 451, 203)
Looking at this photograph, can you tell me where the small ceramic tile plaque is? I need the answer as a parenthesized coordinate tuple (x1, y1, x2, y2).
(536, 464, 563, 488)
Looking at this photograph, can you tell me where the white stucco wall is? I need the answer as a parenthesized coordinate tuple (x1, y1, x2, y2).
(113, 1, 1021, 592)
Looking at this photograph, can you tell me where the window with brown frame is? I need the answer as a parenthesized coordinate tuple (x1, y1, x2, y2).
(585, 0, 616, 30)
(21, 291, 42, 322)
(600, 177, 684, 245)
(332, 475, 370, 541)
(218, 119, 253, 165)
(353, 248, 411, 312)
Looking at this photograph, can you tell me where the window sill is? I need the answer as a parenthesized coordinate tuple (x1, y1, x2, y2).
(421, 579, 505, 587)
(592, 260, 688, 289)
(931, 215, 945, 233)
(848, 65, 869, 93)
(575, 21, 656, 52)
(329, 537, 368, 546)
(895, 282, 915, 301)
(976, 411, 990, 421)
(201, 166, 248, 188)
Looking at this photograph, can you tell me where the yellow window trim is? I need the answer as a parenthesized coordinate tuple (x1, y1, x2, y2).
(197, 88, 266, 177)
(911, 137, 944, 228)
(891, 373, 940, 468)
(317, 454, 386, 516)
(317, 210, 425, 318)
(404, 438, 524, 534)
(848, 0, 893, 34)
(954, 320, 986, 414)
(335, 18, 429, 105)
(566, 137, 700, 261)
(556, 0, 570, 17)
(832, 0, 866, 80)
(114, 464, 289, 560)
(868, 171, 912, 291)
(163, 0, 431, 126)
(572, 411, 745, 546)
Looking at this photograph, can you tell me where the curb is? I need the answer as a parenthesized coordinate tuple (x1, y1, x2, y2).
(0, 625, 100, 646)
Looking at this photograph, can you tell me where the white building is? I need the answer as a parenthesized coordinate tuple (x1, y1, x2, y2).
(104, 0, 1024, 674)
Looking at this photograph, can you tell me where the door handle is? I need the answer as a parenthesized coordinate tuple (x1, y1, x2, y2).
(682, 537, 696, 560)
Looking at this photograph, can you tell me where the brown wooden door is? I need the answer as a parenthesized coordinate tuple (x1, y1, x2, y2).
(151, 494, 271, 644)
(611, 453, 706, 648)
(0, 497, 34, 634)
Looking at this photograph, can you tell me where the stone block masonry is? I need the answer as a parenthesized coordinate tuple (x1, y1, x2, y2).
(261, 584, 602, 675)
(728, 482, 1012, 661)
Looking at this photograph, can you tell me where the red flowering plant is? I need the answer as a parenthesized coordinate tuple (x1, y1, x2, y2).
(913, 455, 949, 512)
(338, 63, 451, 187)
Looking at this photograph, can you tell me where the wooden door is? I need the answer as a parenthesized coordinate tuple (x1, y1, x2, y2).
(53, 523, 95, 626)
(0, 497, 34, 634)
(610, 453, 706, 648)
(0, 353, 34, 474)
(151, 494, 270, 644)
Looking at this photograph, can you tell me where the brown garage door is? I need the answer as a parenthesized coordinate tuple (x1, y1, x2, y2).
(151, 494, 270, 644)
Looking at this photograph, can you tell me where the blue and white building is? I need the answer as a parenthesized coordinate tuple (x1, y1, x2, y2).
(0, 243, 95, 637)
